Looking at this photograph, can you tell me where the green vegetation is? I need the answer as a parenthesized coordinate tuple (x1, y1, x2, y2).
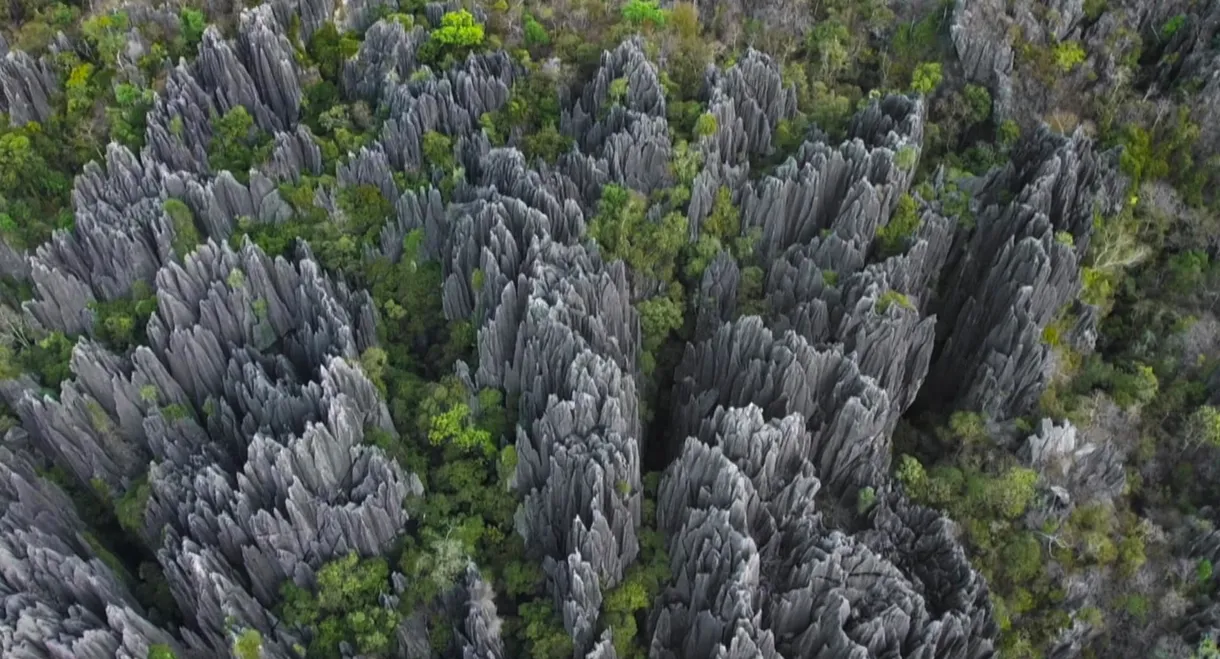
(876, 290, 914, 313)
(208, 106, 272, 184)
(1052, 41, 1087, 71)
(420, 9, 485, 64)
(910, 61, 943, 94)
(89, 281, 158, 351)
(621, 0, 668, 30)
(280, 553, 398, 658)
(875, 194, 921, 257)
(232, 629, 263, 659)
(147, 644, 177, 659)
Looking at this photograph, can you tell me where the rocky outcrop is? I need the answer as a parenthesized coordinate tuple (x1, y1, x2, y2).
(652, 405, 997, 659)
(920, 126, 1100, 421)
(0, 50, 56, 126)
(0, 437, 183, 659)
(671, 317, 891, 499)
(16, 238, 414, 655)
(1022, 418, 1126, 507)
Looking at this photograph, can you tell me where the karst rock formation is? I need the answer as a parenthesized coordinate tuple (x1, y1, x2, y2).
(0, 0, 1153, 657)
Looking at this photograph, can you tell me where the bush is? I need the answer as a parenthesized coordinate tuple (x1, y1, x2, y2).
(876, 194, 921, 257)
(147, 644, 177, 659)
(179, 8, 206, 52)
(423, 9, 485, 63)
(856, 486, 877, 514)
(693, 112, 718, 138)
(208, 106, 272, 184)
(163, 199, 201, 258)
(963, 84, 992, 123)
(307, 22, 361, 82)
(232, 630, 262, 659)
(521, 124, 572, 164)
(1162, 14, 1187, 39)
(1052, 41, 1087, 72)
(910, 62, 943, 94)
(115, 476, 152, 535)
(523, 13, 549, 46)
(280, 552, 400, 657)
(421, 130, 454, 170)
(876, 290, 914, 313)
(621, 0, 667, 29)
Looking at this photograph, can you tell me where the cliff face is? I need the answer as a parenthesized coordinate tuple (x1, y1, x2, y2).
(0, 1, 1132, 657)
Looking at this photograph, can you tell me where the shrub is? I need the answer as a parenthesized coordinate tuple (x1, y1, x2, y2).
(693, 112, 718, 138)
(163, 199, 201, 258)
(1052, 41, 1087, 71)
(232, 630, 263, 659)
(856, 486, 877, 514)
(876, 290, 914, 313)
(1162, 14, 1187, 39)
(910, 62, 943, 94)
(523, 13, 549, 46)
(876, 194, 921, 257)
(431, 9, 485, 49)
(147, 644, 177, 659)
(280, 553, 399, 657)
(1083, 0, 1107, 20)
(895, 145, 919, 171)
(963, 84, 992, 123)
(179, 8, 206, 52)
(306, 22, 361, 82)
(998, 119, 1021, 147)
(115, 477, 152, 535)
(621, 0, 667, 29)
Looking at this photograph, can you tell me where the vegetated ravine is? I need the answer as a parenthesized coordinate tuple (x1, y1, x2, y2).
(1, 1, 1220, 658)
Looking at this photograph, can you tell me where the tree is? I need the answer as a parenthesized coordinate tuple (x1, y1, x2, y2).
(421, 130, 455, 170)
(523, 13, 549, 46)
(163, 199, 201, 258)
(875, 194, 921, 257)
(232, 629, 263, 659)
(280, 553, 399, 658)
(1052, 41, 1087, 72)
(693, 112, 718, 138)
(621, 0, 667, 29)
(147, 644, 177, 659)
(307, 22, 361, 82)
(1185, 405, 1220, 449)
(522, 124, 571, 164)
(1195, 636, 1220, 659)
(588, 185, 687, 285)
(428, 402, 495, 457)
(518, 599, 574, 659)
(107, 83, 156, 150)
(423, 9, 485, 63)
(208, 106, 270, 184)
(178, 8, 206, 53)
(910, 62, 943, 94)
(807, 21, 850, 81)
(0, 131, 48, 199)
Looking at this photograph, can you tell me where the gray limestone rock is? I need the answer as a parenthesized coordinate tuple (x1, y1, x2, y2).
(343, 19, 428, 102)
(0, 442, 185, 658)
(701, 48, 798, 166)
(236, 6, 303, 130)
(671, 317, 891, 498)
(653, 406, 997, 659)
(921, 126, 1100, 420)
(0, 50, 56, 126)
(951, 0, 1016, 120)
(1022, 418, 1126, 506)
